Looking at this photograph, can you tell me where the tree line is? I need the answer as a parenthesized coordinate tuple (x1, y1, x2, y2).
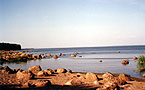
(0, 43, 21, 50)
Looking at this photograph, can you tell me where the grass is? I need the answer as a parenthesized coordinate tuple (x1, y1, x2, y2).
(137, 55, 145, 72)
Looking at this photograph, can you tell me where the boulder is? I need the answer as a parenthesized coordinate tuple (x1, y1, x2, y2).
(44, 70, 52, 75)
(53, 55, 58, 59)
(25, 80, 51, 87)
(93, 80, 100, 86)
(133, 56, 138, 60)
(2, 66, 14, 74)
(65, 79, 82, 86)
(121, 60, 129, 65)
(48, 54, 52, 57)
(102, 72, 114, 80)
(102, 81, 117, 90)
(16, 70, 33, 82)
(71, 54, 76, 57)
(59, 53, 62, 56)
(35, 80, 51, 87)
(98, 60, 102, 62)
(57, 68, 67, 73)
(37, 71, 45, 76)
(118, 74, 130, 82)
(68, 69, 72, 73)
(85, 72, 98, 81)
(142, 74, 145, 78)
(28, 65, 42, 75)
(78, 56, 82, 57)
(65, 79, 73, 86)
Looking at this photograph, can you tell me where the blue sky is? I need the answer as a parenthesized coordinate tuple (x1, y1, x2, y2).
(0, 0, 145, 48)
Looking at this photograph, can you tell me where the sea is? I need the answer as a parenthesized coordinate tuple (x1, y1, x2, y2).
(1, 45, 145, 79)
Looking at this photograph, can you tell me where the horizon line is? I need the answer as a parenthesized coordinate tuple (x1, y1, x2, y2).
(22, 44, 145, 49)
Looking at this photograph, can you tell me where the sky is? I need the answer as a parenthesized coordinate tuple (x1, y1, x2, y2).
(0, 0, 145, 48)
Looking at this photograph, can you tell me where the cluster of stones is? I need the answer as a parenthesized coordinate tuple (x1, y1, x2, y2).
(0, 65, 145, 89)
(121, 56, 138, 65)
(0, 65, 71, 88)
(0, 51, 44, 62)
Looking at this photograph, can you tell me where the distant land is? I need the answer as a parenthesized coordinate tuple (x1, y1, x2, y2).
(0, 43, 21, 50)
(22, 45, 145, 49)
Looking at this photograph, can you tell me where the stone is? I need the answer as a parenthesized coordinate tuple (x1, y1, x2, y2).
(37, 71, 45, 76)
(85, 72, 98, 81)
(3, 66, 14, 74)
(121, 60, 129, 65)
(57, 68, 67, 73)
(102, 81, 117, 90)
(35, 80, 51, 87)
(28, 80, 51, 87)
(53, 55, 58, 59)
(68, 69, 72, 73)
(71, 54, 76, 57)
(143, 74, 145, 78)
(118, 74, 130, 81)
(65, 79, 73, 86)
(16, 70, 33, 82)
(98, 60, 102, 62)
(59, 53, 62, 56)
(133, 56, 138, 60)
(94, 80, 100, 86)
(48, 54, 52, 57)
(102, 72, 114, 80)
(44, 70, 52, 75)
(28, 65, 42, 75)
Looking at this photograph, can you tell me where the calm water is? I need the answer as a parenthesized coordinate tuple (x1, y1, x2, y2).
(1, 45, 145, 78)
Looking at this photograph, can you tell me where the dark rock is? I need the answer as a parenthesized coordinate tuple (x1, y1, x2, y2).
(68, 69, 72, 73)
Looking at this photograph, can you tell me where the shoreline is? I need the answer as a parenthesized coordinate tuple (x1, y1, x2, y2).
(0, 65, 145, 90)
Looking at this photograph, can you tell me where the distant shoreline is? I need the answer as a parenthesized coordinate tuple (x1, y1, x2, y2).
(22, 45, 145, 49)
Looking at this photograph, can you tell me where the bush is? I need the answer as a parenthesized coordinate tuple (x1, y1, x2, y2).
(137, 55, 145, 72)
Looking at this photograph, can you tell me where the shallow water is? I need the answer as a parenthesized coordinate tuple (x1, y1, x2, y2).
(1, 46, 145, 78)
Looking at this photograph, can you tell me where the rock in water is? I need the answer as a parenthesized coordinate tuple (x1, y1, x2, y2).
(85, 72, 98, 81)
(142, 74, 145, 78)
(57, 68, 67, 73)
(71, 54, 76, 57)
(28, 65, 42, 75)
(53, 55, 58, 59)
(16, 70, 33, 82)
(121, 60, 129, 65)
(133, 56, 138, 60)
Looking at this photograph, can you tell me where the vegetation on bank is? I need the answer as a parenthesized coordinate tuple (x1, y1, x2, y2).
(137, 55, 145, 72)
(0, 43, 21, 50)
(0, 51, 42, 63)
